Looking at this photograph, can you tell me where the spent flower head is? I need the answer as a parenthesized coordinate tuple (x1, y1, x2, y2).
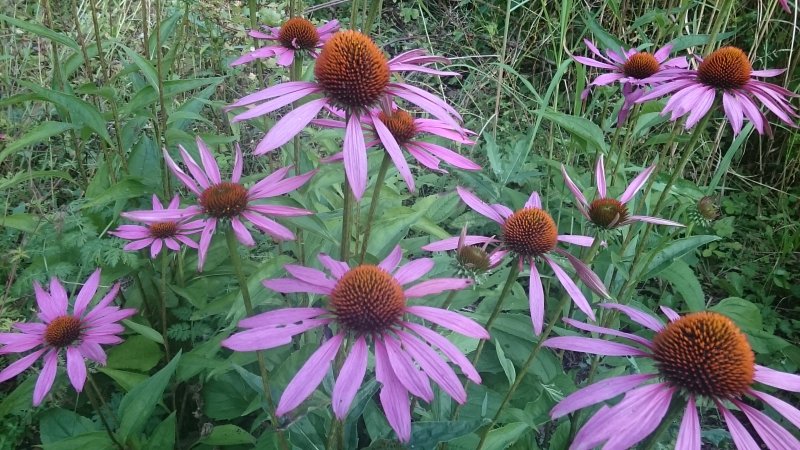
(231, 18, 339, 67)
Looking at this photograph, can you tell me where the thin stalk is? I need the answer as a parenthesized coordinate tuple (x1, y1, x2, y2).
(363, 0, 384, 31)
(290, 55, 305, 265)
(359, 153, 392, 263)
(247, 0, 265, 83)
(351, 0, 361, 30)
(154, 0, 171, 197)
(158, 251, 172, 362)
(224, 227, 289, 450)
(476, 239, 603, 450)
(340, 179, 355, 261)
(491, 0, 514, 137)
(85, 374, 124, 450)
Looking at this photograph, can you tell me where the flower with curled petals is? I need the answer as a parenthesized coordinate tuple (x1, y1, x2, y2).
(422, 187, 610, 335)
(163, 136, 315, 271)
(227, 30, 465, 199)
(110, 194, 204, 258)
(575, 39, 687, 125)
(561, 154, 684, 230)
(544, 304, 800, 450)
(638, 46, 798, 135)
(221, 246, 487, 442)
(230, 18, 339, 67)
(0, 270, 135, 406)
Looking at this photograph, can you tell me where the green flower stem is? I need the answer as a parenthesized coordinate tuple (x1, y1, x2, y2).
(639, 397, 687, 450)
(158, 252, 172, 362)
(290, 54, 306, 265)
(85, 374, 125, 450)
(341, 178, 356, 261)
(363, 0, 384, 31)
(224, 227, 289, 450)
(475, 238, 603, 450)
(154, 0, 171, 197)
(351, 0, 361, 29)
(359, 153, 392, 263)
(609, 103, 642, 182)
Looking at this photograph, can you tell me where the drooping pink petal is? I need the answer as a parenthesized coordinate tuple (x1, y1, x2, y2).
(749, 390, 800, 429)
(421, 235, 497, 252)
(0, 333, 43, 355)
(684, 86, 716, 128)
(77, 342, 106, 365)
(317, 253, 350, 279)
(675, 396, 700, 450)
(255, 97, 329, 155)
(374, 339, 412, 442)
(396, 330, 466, 403)
(228, 81, 319, 108)
(572, 405, 615, 450)
(378, 246, 403, 273)
(163, 149, 202, 195)
(232, 86, 320, 122)
(178, 146, 211, 190)
(411, 142, 479, 171)
(332, 336, 368, 419)
(262, 278, 332, 295)
(0, 349, 45, 383)
(123, 239, 155, 252)
(404, 278, 471, 298)
(33, 349, 59, 406)
(556, 235, 595, 247)
(197, 219, 216, 272)
(276, 333, 344, 415)
(393, 259, 435, 285)
(529, 264, 545, 335)
(602, 384, 675, 449)
(238, 307, 328, 328)
(544, 256, 595, 321)
(343, 112, 369, 200)
(573, 55, 617, 70)
(223, 319, 330, 352)
(231, 218, 255, 247)
(249, 169, 317, 199)
(402, 322, 481, 384)
(66, 346, 87, 392)
(241, 211, 295, 241)
(561, 318, 652, 348)
(718, 402, 761, 450)
(406, 306, 489, 339)
(149, 239, 163, 259)
(736, 400, 800, 449)
(601, 303, 664, 332)
(283, 265, 337, 291)
(561, 165, 589, 207)
(625, 215, 685, 227)
(246, 204, 313, 217)
(660, 306, 681, 321)
(373, 117, 415, 192)
(456, 187, 505, 224)
(543, 336, 650, 357)
(723, 91, 745, 135)
(554, 249, 611, 299)
(231, 144, 243, 183)
(383, 334, 433, 402)
(550, 373, 654, 418)
(73, 269, 101, 317)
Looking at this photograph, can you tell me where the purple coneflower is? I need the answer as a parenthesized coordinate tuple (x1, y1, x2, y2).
(780, 0, 792, 13)
(163, 137, 315, 270)
(231, 17, 339, 67)
(0, 270, 135, 406)
(318, 107, 479, 192)
(637, 46, 798, 135)
(221, 246, 487, 442)
(422, 187, 609, 335)
(227, 30, 464, 199)
(544, 304, 800, 449)
(575, 40, 687, 125)
(561, 154, 684, 229)
(110, 194, 204, 258)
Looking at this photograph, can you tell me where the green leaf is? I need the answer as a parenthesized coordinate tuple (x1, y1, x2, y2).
(480, 422, 531, 450)
(197, 424, 256, 446)
(107, 335, 162, 371)
(659, 261, 705, 312)
(710, 297, 763, 332)
(494, 338, 516, 385)
(0, 213, 39, 233)
(20, 82, 112, 145)
(146, 412, 176, 450)
(0, 376, 34, 417)
(642, 235, 721, 279)
(117, 351, 181, 442)
(0, 121, 75, 164)
(0, 14, 79, 50)
(539, 109, 608, 152)
(80, 178, 151, 210)
(39, 408, 98, 444)
(121, 45, 160, 91)
(0, 170, 74, 191)
(121, 78, 223, 117)
(483, 132, 503, 179)
(97, 368, 148, 392)
(408, 419, 487, 449)
(202, 371, 254, 420)
(41, 432, 113, 450)
(123, 319, 164, 344)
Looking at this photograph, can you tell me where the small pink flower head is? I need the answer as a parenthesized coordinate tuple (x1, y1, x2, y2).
(110, 195, 204, 258)
(638, 46, 799, 135)
(231, 18, 339, 67)
(0, 270, 135, 406)
(318, 106, 479, 193)
(575, 39, 688, 125)
(423, 187, 611, 335)
(221, 246, 488, 442)
(544, 304, 800, 449)
(779, 0, 792, 13)
(561, 154, 684, 230)
(163, 137, 316, 271)
(228, 30, 466, 199)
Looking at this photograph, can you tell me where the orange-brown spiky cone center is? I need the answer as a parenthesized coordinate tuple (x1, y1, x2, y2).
(502, 208, 558, 257)
(653, 311, 754, 398)
(379, 109, 417, 144)
(698, 46, 752, 90)
(199, 182, 249, 219)
(622, 52, 660, 79)
(278, 17, 320, 49)
(314, 30, 390, 110)
(456, 246, 491, 273)
(588, 198, 630, 229)
(330, 265, 406, 334)
(45, 315, 82, 347)
(149, 221, 179, 239)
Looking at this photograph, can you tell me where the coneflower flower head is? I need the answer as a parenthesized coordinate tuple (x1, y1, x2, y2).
(561, 154, 684, 230)
(111, 195, 204, 258)
(228, 30, 465, 199)
(638, 46, 799, 135)
(0, 270, 135, 406)
(221, 246, 487, 442)
(230, 18, 339, 67)
(544, 304, 800, 449)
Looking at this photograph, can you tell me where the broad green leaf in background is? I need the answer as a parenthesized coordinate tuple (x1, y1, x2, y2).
(41, 432, 113, 450)
(710, 297, 763, 332)
(479, 422, 532, 450)
(106, 335, 163, 372)
(146, 413, 176, 450)
(0, 14, 79, 50)
(79, 178, 151, 210)
(408, 419, 487, 449)
(659, 260, 706, 312)
(0, 170, 75, 192)
(123, 320, 165, 344)
(197, 424, 256, 446)
(642, 235, 721, 279)
(20, 82, 112, 145)
(117, 351, 181, 442)
(0, 213, 39, 233)
(495, 339, 517, 385)
(0, 121, 75, 164)
(39, 408, 98, 444)
(539, 109, 608, 152)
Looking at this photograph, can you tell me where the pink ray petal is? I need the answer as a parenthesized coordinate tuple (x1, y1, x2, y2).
(232, 86, 319, 122)
(163, 150, 201, 195)
(33, 349, 59, 406)
(402, 322, 481, 384)
(625, 215, 685, 227)
(378, 245, 403, 273)
(660, 306, 681, 321)
(602, 384, 675, 449)
(249, 169, 317, 199)
(404, 278, 471, 298)
(383, 335, 433, 401)
(411, 142, 479, 171)
(675, 396, 700, 450)
(66, 346, 87, 392)
(343, 112, 369, 200)
(262, 278, 332, 295)
(723, 91, 745, 135)
(749, 390, 800, 429)
(595, 154, 607, 198)
(653, 43, 673, 62)
(73, 269, 101, 317)
(0, 349, 45, 383)
(247, 204, 313, 217)
(550, 373, 654, 418)
(525, 191, 542, 209)
(241, 211, 295, 241)
(561, 165, 589, 207)
(317, 253, 349, 279)
(543, 336, 650, 357)
(406, 306, 489, 339)
(557, 235, 595, 247)
(755, 365, 800, 392)
(555, 250, 611, 299)
(396, 330, 466, 403)
(422, 235, 496, 252)
(374, 339, 412, 442)
(222, 319, 329, 351)
(373, 117, 415, 192)
(619, 164, 655, 204)
(332, 336, 368, 419)
(196, 137, 221, 184)
(544, 256, 595, 321)
(197, 219, 216, 272)
(276, 333, 344, 415)
(456, 187, 505, 224)
(149, 239, 163, 258)
(228, 81, 318, 108)
(232, 144, 243, 183)
(255, 97, 329, 155)
(561, 318, 652, 348)
(179, 146, 211, 190)
(529, 263, 544, 335)
(393, 259, 435, 285)
(283, 265, 337, 290)
(238, 307, 329, 328)
(601, 303, 664, 332)
(34, 282, 59, 323)
(231, 218, 255, 247)
(717, 402, 761, 450)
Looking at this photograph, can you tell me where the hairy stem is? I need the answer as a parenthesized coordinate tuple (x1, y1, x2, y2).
(359, 152, 392, 263)
(86, 374, 125, 450)
(158, 251, 172, 362)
